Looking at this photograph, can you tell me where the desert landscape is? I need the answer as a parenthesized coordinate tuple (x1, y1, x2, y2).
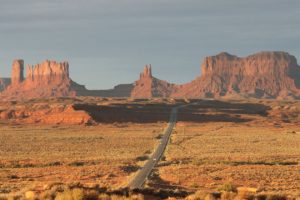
(0, 98, 300, 199)
(158, 100, 300, 195)
(1, 1, 300, 199)
(1, 52, 300, 199)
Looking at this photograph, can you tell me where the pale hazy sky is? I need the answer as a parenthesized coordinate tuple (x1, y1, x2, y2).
(0, 0, 299, 89)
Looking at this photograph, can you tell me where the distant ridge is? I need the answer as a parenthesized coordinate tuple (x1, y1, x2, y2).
(1, 51, 300, 100)
(171, 51, 300, 99)
(131, 51, 300, 100)
(0, 60, 133, 100)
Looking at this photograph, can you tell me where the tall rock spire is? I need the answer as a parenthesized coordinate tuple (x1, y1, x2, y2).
(11, 59, 24, 85)
(140, 64, 152, 78)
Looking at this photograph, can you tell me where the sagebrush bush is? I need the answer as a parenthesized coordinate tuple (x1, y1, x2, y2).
(98, 193, 110, 200)
(55, 189, 84, 200)
(72, 189, 84, 200)
(221, 192, 236, 200)
(218, 183, 237, 192)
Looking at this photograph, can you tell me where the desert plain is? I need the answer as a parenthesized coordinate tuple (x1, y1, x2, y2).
(0, 97, 299, 199)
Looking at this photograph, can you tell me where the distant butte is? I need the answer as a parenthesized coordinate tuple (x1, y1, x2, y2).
(0, 60, 133, 100)
(171, 51, 300, 99)
(131, 51, 300, 99)
(1, 51, 300, 100)
(131, 65, 176, 98)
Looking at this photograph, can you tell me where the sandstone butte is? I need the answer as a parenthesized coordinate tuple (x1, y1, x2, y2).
(0, 51, 300, 100)
(0, 59, 133, 100)
(131, 51, 300, 100)
(130, 64, 177, 98)
(0, 51, 300, 125)
(0, 60, 81, 100)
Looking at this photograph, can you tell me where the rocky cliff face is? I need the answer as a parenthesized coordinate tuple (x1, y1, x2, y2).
(172, 51, 300, 99)
(1, 51, 300, 100)
(11, 59, 24, 85)
(131, 65, 176, 98)
(25, 60, 69, 83)
(0, 60, 87, 100)
(0, 59, 133, 100)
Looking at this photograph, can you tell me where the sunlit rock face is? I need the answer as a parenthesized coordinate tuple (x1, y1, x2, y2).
(131, 65, 177, 98)
(25, 60, 69, 82)
(172, 51, 300, 99)
(1, 51, 300, 100)
(131, 51, 300, 99)
(0, 60, 85, 100)
(11, 59, 24, 86)
(0, 59, 133, 100)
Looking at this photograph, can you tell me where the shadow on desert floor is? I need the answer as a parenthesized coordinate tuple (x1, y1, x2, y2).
(73, 100, 271, 123)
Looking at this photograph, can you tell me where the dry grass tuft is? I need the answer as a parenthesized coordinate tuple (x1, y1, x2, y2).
(218, 183, 237, 193)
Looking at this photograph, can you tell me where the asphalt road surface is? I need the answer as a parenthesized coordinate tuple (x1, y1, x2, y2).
(128, 104, 188, 189)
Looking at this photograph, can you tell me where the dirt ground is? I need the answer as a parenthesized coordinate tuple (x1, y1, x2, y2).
(0, 123, 165, 195)
(151, 99, 300, 197)
(0, 98, 300, 198)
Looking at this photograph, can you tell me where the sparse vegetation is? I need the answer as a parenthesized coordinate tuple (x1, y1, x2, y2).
(0, 122, 165, 196)
(1, 99, 300, 199)
(218, 183, 237, 193)
(158, 100, 300, 197)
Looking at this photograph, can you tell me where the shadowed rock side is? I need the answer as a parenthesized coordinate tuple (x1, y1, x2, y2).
(131, 51, 300, 99)
(76, 84, 134, 97)
(0, 78, 11, 92)
(0, 99, 273, 125)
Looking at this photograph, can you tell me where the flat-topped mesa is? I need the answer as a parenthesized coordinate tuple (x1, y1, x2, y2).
(26, 60, 70, 83)
(11, 59, 24, 85)
(0, 59, 83, 100)
(177, 51, 300, 99)
(140, 64, 152, 79)
(201, 51, 298, 77)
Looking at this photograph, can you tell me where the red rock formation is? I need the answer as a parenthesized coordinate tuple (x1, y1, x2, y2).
(1, 51, 300, 100)
(25, 60, 69, 83)
(0, 103, 93, 125)
(11, 59, 24, 85)
(0, 60, 87, 100)
(131, 65, 176, 98)
(172, 51, 300, 99)
(0, 59, 134, 100)
(130, 51, 300, 99)
(131, 65, 153, 98)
